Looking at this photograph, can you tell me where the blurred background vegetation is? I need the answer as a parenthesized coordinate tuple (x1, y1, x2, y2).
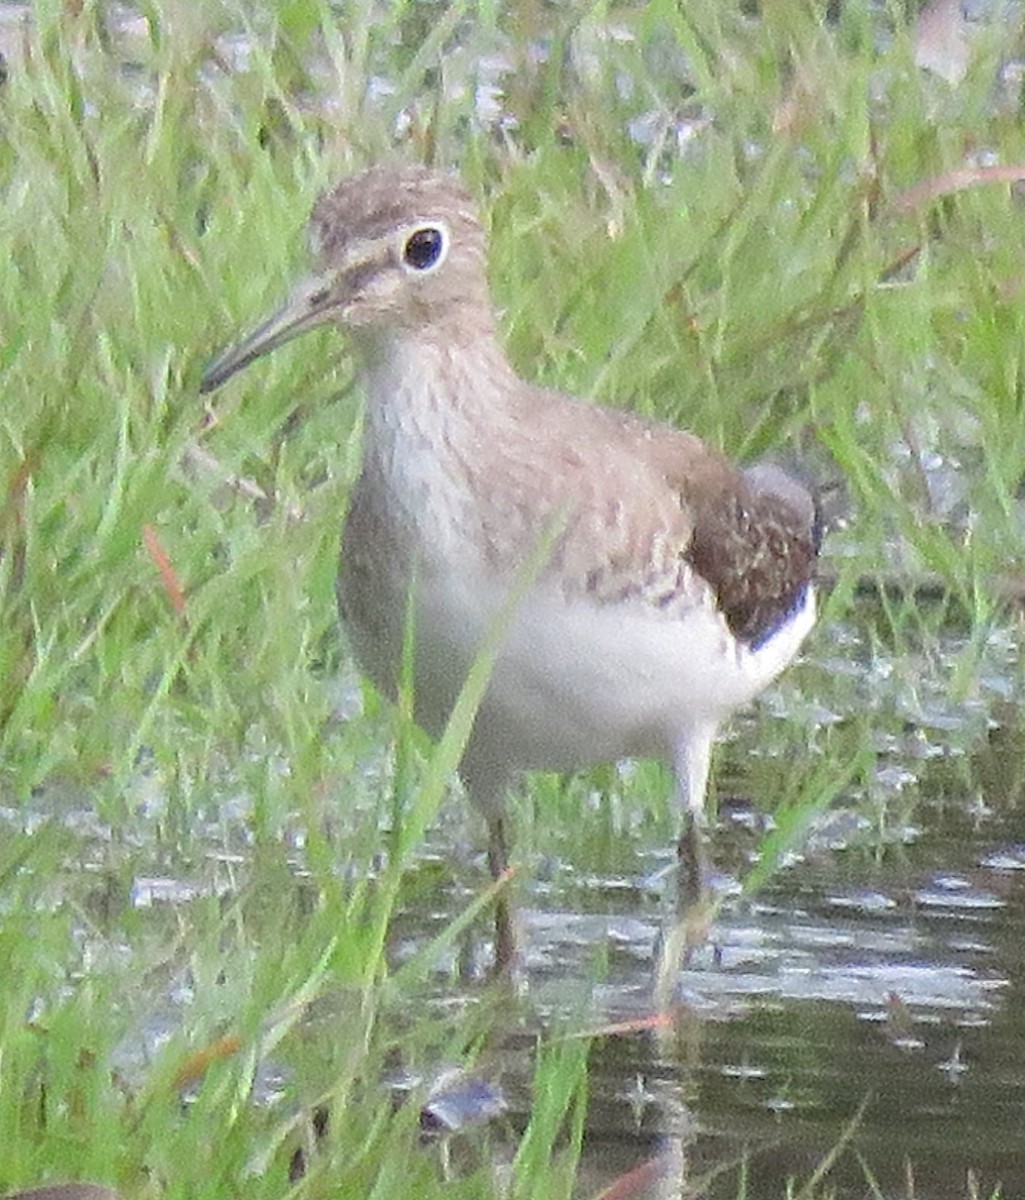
(0, 1, 1023, 1197)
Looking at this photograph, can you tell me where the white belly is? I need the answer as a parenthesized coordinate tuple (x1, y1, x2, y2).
(368, 565, 815, 775)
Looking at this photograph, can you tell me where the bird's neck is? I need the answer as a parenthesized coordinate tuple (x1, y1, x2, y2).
(352, 330, 525, 554)
(358, 328, 521, 436)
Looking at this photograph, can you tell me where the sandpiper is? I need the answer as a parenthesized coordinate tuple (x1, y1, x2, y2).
(200, 162, 818, 974)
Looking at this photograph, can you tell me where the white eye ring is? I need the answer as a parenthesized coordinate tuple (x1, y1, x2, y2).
(400, 222, 450, 274)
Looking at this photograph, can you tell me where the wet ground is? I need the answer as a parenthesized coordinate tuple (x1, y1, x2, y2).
(362, 604, 1025, 1198)
(3, 2, 1025, 1193)
(11, 599, 1025, 1197)
(556, 796, 1025, 1198)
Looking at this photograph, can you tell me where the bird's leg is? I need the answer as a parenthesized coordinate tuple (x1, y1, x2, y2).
(655, 726, 718, 1007)
(674, 727, 714, 910)
(677, 810, 710, 911)
(486, 811, 517, 974)
(463, 761, 520, 976)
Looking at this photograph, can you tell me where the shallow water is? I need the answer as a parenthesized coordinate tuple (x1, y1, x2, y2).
(387, 608, 1025, 1198)
(4, 1, 1025, 1192)
(10, 594, 1021, 1197)
(562, 806, 1025, 1198)
(13, 603, 1025, 1197)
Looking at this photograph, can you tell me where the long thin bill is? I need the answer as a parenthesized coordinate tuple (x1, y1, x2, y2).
(199, 274, 335, 393)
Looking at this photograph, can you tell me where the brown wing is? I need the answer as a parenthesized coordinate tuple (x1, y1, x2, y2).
(475, 387, 817, 643)
(581, 408, 818, 645)
(684, 472, 817, 647)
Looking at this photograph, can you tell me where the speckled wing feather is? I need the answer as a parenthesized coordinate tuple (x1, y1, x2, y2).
(496, 395, 817, 647)
(684, 475, 817, 647)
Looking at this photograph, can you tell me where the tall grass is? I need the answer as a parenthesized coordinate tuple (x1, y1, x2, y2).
(0, 0, 1020, 1195)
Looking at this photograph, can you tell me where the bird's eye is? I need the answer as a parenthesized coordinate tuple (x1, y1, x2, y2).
(403, 226, 446, 271)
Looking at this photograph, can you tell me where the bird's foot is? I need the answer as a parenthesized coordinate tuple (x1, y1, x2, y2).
(653, 887, 716, 1015)
(652, 818, 717, 1013)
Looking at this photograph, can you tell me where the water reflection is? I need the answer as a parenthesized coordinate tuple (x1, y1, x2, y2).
(7, 606, 1024, 1197)
(510, 692, 1025, 1198)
